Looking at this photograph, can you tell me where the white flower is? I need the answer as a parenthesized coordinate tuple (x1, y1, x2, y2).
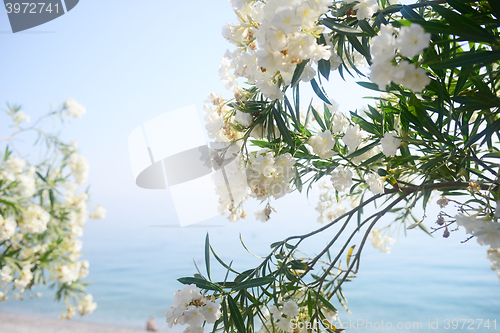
(282, 300, 299, 318)
(90, 205, 106, 219)
(343, 124, 364, 152)
(392, 60, 430, 93)
(455, 215, 500, 247)
(69, 154, 90, 185)
(5, 156, 26, 174)
(19, 205, 50, 234)
(352, 0, 378, 20)
(370, 229, 395, 253)
(0, 215, 16, 242)
(277, 316, 293, 332)
(365, 173, 384, 194)
(380, 131, 401, 157)
(396, 23, 431, 58)
(64, 98, 86, 119)
(200, 300, 222, 324)
(0, 265, 13, 285)
(269, 304, 282, 319)
(272, 7, 302, 35)
(57, 262, 82, 284)
(330, 111, 348, 133)
(78, 294, 97, 315)
(288, 34, 317, 60)
(330, 166, 353, 192)
(13, 111, 30, 125)
(371, 24, 395, 62)
(234, 111, 253, 127)
(13, 263, 33, 290)
(181, 307, 205, 327)
(184, 327, 204, 333)
(308, 130, 335, 159)
(369, 60, 396, 90)
(15, 173, 36, 198)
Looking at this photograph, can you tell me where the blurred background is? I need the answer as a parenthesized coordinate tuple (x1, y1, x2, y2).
(0, 1, 499, 332)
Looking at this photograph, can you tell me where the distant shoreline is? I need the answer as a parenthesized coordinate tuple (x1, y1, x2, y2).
(0, 311, 159, 333)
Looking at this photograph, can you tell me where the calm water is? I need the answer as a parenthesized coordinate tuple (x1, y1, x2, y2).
(1, 194, 499, 332)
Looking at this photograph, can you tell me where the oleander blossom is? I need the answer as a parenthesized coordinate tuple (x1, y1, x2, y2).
(0, 214, 16, 242)
(64, 98, 86, 119)
(330, 166, 353, 192)
(370, 229, 395, 253)
(18, 205, 50, 234)
(78, 294, 97, 315)
(365, 172, 384, 194)
(220, 0, 333, 100)
(380, 131, 401, 157)
(369, 23, 431, 92)
(165, 284, 222, 333)
(308, 130, 335, 159)
(345, 0, 379, 20)
(68, 154, 90, 185)
(343, 124, 364, 152)
(455, 215, 500, 248)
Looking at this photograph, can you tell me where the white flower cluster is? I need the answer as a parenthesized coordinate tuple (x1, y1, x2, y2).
(345, 0, 379, 20)
(268, 300, 300, 332)
(369, 229, 395, 253)
(370, 24, 431, 92)
(13, 262, 33, 290)
(315, 180, 358, 224)
(64, 98, 86, 119)
(12, 111, 30, 125)
(0, 157, 37, 198)
(165, 284, 222, 333)
(77, 294, 97, 315)
(68, 154, 90, 185)
(57, 261, 89, 285)
(308, 130, 336, 159)
(89, 204, 106, 219)
(18, 204, 51, 234)
(0, 214, 16, 242)
(365, 172, 384, 194)
(456, 214, 500, 282)
(342, 124, 365, 152)
(330, 166, 353, 192)
(221, 0, 333, 100)
(487, 248, 500, 282)
(456, 215, 500, 248)
(247, 149, 296, 201)
(380, 131, 401, 157)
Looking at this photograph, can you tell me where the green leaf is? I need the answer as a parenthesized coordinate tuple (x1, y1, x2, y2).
(346, 35, 371, 61)
(357, 81, 382, 92)
(205, 233, 211, 281)
(272, 106, 294, 148)
(358, 20, 377, 37)
(232, 276, 274, 290)
(318, 59, 331, 80)
(487, 0, 500, 19)
(291, 60, 308, 88)
(321, 18, 365, 35)
(177, 277, 223, 292)
(227, 295, 246, 333)
(311, 106, 327, 131)
(345, 139, 381, 159)
(430, 4, 497, 43)
(446, 0, 475, 15)
(311, 78, 331, 105)
(430, 50, 500, 69)
(401, 5, 424, 21)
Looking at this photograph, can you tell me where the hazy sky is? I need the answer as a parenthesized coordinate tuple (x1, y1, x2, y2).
(0, 0, 370, 225)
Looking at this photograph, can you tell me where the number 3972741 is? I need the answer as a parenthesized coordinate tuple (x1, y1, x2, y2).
(5, 3, 59, 14)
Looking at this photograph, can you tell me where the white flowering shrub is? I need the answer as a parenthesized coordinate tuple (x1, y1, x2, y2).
(0, 101, 104, 319)
(169, 1, 500, 333)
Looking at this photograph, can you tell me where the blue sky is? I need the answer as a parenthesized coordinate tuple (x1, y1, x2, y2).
(0, 0, 370, 224)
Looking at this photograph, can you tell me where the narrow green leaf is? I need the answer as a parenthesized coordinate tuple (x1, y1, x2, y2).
(291, 60, 308, 88)
(321, 18, 365, 35)
(401, 5, 424, 20)
(358, 20, 377, 36)
(272, 106, 294, 148)
(227, 295, 246, 333)
(177, 277, 223, 292)
(430, 50, 500, 69)
(311, 78, 331, 105)
(311, 106, 327, 131)
(318, 59, 331, 80)
(232, 276, 274, 290)
(345, 139, 381, 159)
(205, 233, 211, 281)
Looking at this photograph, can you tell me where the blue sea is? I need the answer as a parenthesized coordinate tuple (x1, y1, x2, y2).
(1, 193, 499, 332)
